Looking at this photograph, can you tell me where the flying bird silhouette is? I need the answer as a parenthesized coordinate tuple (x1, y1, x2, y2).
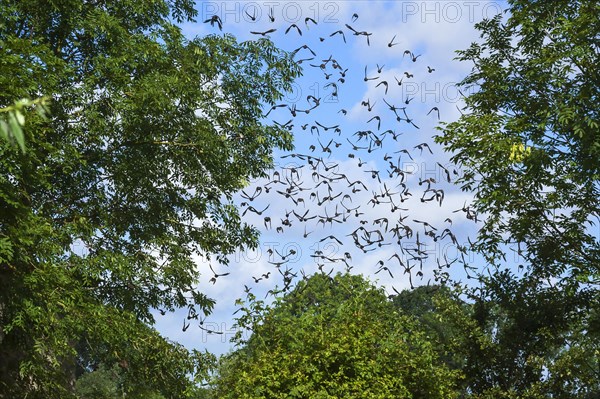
(250, 28, 277, 36)
(204, 15, 223, 30)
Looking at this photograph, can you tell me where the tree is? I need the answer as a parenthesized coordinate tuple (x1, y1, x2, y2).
(212, 273, 462, 398)
(433, 273, 598, 398)
(0, 1, 300, 397)
(435, 0, 600, 285)
(435, 2, 600, 396)
(74, 363, 124, 399)
(392, 285, 467, 373)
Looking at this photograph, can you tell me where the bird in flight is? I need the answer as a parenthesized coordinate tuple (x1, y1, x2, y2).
(364, 65, 379, 81)
(204, 15, 223, 30)
(245, 8, 257, 21)
(285, 23, 302, 36)
(250, 28, 277, 36)
(305, 17, 317, 27)
(329, 30, 347, 43)
(427, 106, 440, 120)
(268, 7, 275, 22)
(376, 81, 389, 95)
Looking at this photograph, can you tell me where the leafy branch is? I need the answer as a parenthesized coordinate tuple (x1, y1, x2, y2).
(0, 97, 50, 152)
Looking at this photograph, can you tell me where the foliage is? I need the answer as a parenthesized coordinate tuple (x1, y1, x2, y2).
(0, 0, 300, 397)
(74, 362, 194, 399)
(436, 0, 600, 284)
(433, 275, 599, 398)
(0, 97, 49, 152)
(435, 2, 600, 396)
(392, 285, 467, 372)
(212, 273, 462, 398)
(74, 364, 124, 399)
(390, 280, 599, 398)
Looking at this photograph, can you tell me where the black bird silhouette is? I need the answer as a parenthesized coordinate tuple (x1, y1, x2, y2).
(245, 8, 257, 21)
(347, 138, 367, 151)
(365, 169, 381, 183)
(375, 265, 394, 278)
(303, 226, 313, 238)
(293, 209, 317, 222)
(209, 264, 230, 284)
(427, 106, 440, 119)
(345, 24, 372, 45)
(305, 17, 317, 27)
(317, 138, 334, 156)
(320, 235, 344, 245)
(388, 253, 406, 268)
(403, 50, 422, 62)
(361, 98, 377, 111)
(204, 15, 223, 30)
(285, 23, 302, 36)
(436, 162, 452, 182)
(382, 98, 404, 114)
(291, 44, 317, 57)
(395, 148, 414, 161)
(399, 109, 420, 129)
(295, 57, 314, 65)
(241, 204, 270, 216)
(306, 95, 321, 109)
(273, 119, 293, 130)
(315, 121, 340, 132)
(329, 30, 346, 43)
(264, 103, 287, 117)
(345, 23, 359, 34)
(323, 82, 338, 97)
(388, 34, 399, 47)
(375, 81, 389, 95)
(250, 28, 277, 36)
(414, 142, 433, 155)
(367, 115, 382, 130)
(289, 103, 310, 117)
(240, 187, 263, 201)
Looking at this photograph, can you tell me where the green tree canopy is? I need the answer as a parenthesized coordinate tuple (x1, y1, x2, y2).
(436, 0, 600, 284)
(392, 285, 467, 373)
(212, 273, 462, 399)
(435, 2, 600, 396)
(0, 0, 300, 397)
(433, 274, 599, 398)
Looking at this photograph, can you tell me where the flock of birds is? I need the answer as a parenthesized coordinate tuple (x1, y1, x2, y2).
(197, 6, 480, 328)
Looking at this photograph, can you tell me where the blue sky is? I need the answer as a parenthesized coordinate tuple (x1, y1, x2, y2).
(154, 0, 508, 355)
